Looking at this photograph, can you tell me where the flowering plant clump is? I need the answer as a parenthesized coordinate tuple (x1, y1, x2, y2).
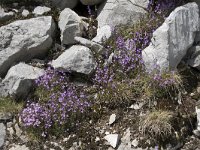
(20, 68, 90, 137)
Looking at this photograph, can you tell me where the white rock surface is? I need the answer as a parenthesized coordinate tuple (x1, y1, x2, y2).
(80, 0, 105, 5)
(104, 134, 120, 148)
(0, 63, 44, 99)
(109, 114, 116, 125)
(97, 0, 148, 28)
(142, 2, 200, 71)
(33, 6, 51, 16)
(59, 8, 84, 45)
(51, 45, 96, 75)
(0, 16, 55, 77)
(22, 9, 29, 17)
(92, 25, 112, 44)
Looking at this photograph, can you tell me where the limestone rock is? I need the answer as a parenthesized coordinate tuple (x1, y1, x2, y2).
(104, 134, 120, 148)
(51, 45, 96, 75)
(97, 0, 148, 28)
(33, 6, 51, 16)
(80, 0, 105, 5)
(0, 63, 44, 99)
(59, 8, 84, 45)
(0, 16, 55, 77)
(142, 2, 200, 71)
(22, 9, 29, 17)
(0, 7, 14, 23)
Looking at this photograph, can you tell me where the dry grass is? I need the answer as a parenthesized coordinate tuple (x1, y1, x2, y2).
(140, 110, 175, 141)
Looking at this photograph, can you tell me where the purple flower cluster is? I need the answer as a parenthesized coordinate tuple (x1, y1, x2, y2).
(21, 68, 90, 136)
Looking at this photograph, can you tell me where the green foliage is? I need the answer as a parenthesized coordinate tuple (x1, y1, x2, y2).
(0, 97, 23, 113)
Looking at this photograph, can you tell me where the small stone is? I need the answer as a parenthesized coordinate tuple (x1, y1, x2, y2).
(104, 134, 120, 148)
(22, 9, 29, 17)
(190, 93, 195, 97)
(132, 139, 139, 147)
(197, 87, 200, 94)
(105, 131, 110, 135)
(33, 6, 51, 16)
(14, 123, 22, 137)
(7, 127, 14, 137)
(95, 137, 100, 142)
(109, 114, 116, 125)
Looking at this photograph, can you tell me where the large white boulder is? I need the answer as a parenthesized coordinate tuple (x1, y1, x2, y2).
(80, 0, 105, 5)
(0, 63, 44, 99)
(142, 2, 200, 71)
(51, 45, 96, 75)
(59, 8, 84, 45)
(97, 0, 148, 28)
(0, 16, 55, 77)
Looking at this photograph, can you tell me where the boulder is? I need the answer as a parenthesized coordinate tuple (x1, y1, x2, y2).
(0, 7, 14, 23)
(187, 45, 200, 70)
(33, 6, 51, 16)
(59, 8, 85, 45)
(0, 123, 6, 149)
(0, 63, 44, 99)
(0, 16, 55, 77)
(80, 0, 105, 5)
(142, 2, 200, 71)
(51, 45, 96, 75)
(97, 0, 148, 28)
(92, 25, 112, 44)
(49, 0, 78, 10)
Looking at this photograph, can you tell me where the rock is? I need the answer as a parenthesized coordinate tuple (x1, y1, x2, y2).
(97, 0, 148, 28)
(187, 45, 200, 70)
(49, 0, 78, 10)
(59, 8, 84, 45)
(196, 105, 200, 131)
(0, 63, 44, 99)
(51, 45, 96, 75)
(0, 16, 55, 78)
(0, 7, 14, 23)
(109, 114, 116, 125)
(132, 139, 139, 147)
(0, 112, 13, 122)
(80, 0, 105, 5)
(0, 123, 6, 149)
(22, 9, 29, 17)
(104, 134, 120, 148)
(130, 102, 144, 110)
(92, 25, 112, 44)
(33, 6, 51, 16)
(9, 144, 29, 150)
(117, 128, 131, 150)
(142, 3, 200, 71)
(193, 129, 200, 137)
(74, 36, 104, 53)
(14, 123, 22, 137)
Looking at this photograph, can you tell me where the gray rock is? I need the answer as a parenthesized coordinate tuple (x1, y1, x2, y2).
(0, 63, 44, 99)
(74, 36, 104, 53)
(97, 0, 148, 28)
(117, 128, 131, 150)
(142, 3, 200, 71)
(59, 8, 84, 45)
(187, 45, 200, 70)
(49, 0, 78, 10)
(92, 25, 112, 44)
(22, 9, 29, 17)
(0, 16, 55, 77)
(104, 134, 120, 148)
(0, 7, 14, 23)
(33, 6, 51, 16)
(80, 0, 105, 5)
(52, 45, 96, 75)
(0, 123, 6, 149)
